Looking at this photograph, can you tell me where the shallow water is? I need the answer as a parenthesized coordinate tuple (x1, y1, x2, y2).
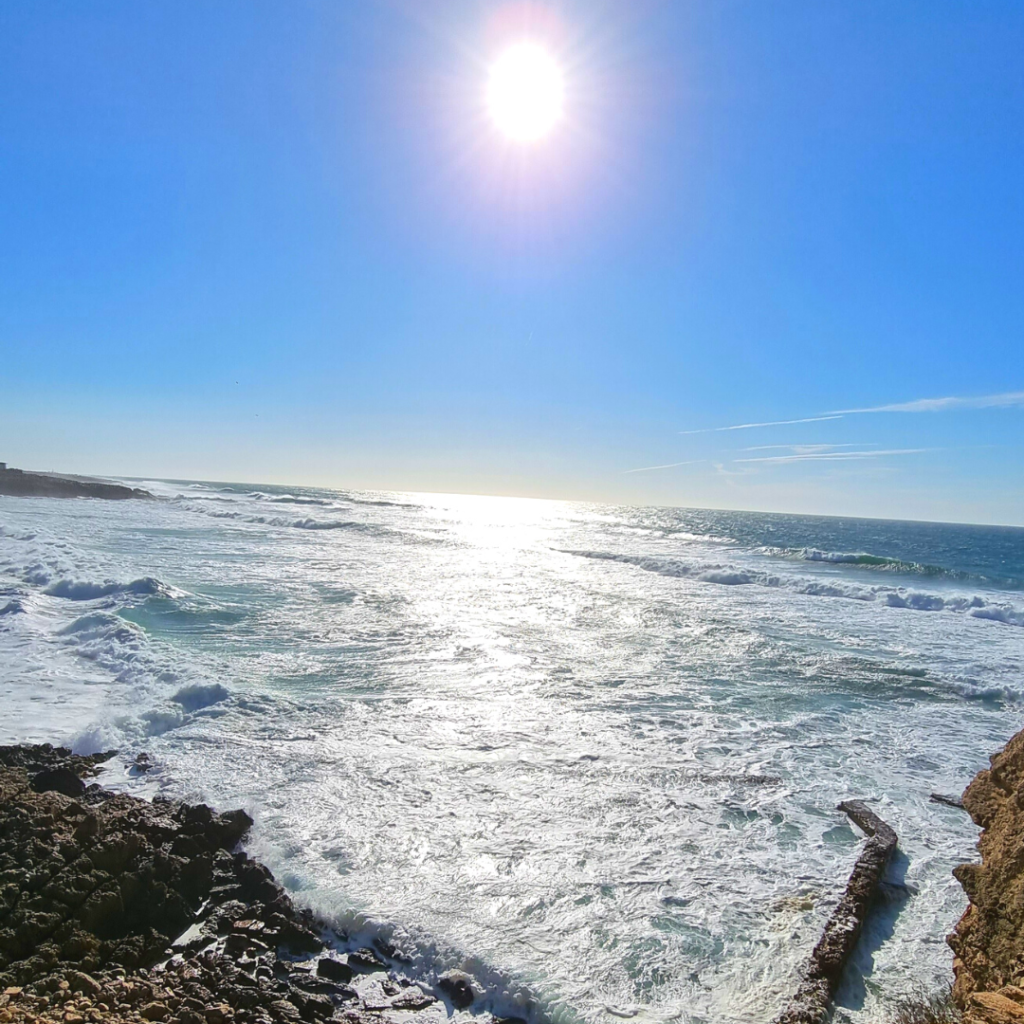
(2, 483, 1022, 1023)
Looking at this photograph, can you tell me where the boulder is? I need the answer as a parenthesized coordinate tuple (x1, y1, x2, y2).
(30, 769, 85, 798)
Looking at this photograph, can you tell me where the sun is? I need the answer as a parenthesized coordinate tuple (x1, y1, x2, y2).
(486, 42, 564, 143)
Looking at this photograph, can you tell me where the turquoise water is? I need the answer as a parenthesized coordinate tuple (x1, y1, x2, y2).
(1, 482, 1022, 1023)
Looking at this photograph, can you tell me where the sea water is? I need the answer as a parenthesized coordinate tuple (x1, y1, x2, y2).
(1, 482, 1022, 1023)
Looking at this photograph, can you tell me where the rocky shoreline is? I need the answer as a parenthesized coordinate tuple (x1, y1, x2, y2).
(949, 727, 1024, 1024)
(5, 732, 1024, 1024)
(0, 746, 516, 1024)
(0, 467, 151, 500)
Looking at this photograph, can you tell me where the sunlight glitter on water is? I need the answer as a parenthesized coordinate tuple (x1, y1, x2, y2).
(1, 484, 1022, 1023)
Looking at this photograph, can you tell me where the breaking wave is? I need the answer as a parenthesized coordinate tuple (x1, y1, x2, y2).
(175, 500, 395, 535)
(44, 576, 172, 601)
(757, 546, 1022, 589)
(248, 492, 335, 507)
(563, 549, 1024, 627)
(171, 681, 231, 712)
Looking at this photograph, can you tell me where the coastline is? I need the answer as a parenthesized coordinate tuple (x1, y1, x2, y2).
(0, 468, 151, 501)
(949, 728, 1024, 1023)
(3, 732, 1024, 1023)
(0, 746, 521, 1024)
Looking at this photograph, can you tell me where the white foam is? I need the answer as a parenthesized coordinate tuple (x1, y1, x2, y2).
(2, 487, 1021, 1024)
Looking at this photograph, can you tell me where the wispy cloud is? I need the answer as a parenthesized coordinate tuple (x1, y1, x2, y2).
(738, 443, 867, 453)
(682, 389, 1024, 434)
(624, 459, 703, 474)
(832, 390, 1024, 415)
(735, 448, 928, 465)
(679, 415, 842, 435)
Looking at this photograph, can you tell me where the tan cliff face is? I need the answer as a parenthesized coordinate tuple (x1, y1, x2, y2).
(950, 726, 1024, 1023)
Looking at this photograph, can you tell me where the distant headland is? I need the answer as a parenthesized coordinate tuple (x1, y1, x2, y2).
(0, 463, 152, 500)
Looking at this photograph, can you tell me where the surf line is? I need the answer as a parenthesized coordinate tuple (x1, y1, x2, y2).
(774, 800, 898, 1024)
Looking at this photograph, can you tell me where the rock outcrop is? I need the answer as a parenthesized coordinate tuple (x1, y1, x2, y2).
(0, 467, 151, 500)
(775, 800, 898, 1024)
(950, 727, 1024, 1024)
(0, 745, 497, 1024)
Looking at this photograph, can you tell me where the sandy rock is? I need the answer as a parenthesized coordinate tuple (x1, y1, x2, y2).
(970, 992, 1024, 1022)
(950, 726, 1024, 1023)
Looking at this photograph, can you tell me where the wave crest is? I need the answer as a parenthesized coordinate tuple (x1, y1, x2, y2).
(562, 549, 1024, 628)
(44, 576, 171, 601)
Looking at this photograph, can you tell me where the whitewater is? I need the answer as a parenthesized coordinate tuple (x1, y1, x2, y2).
(2, 482, 1022, 1024)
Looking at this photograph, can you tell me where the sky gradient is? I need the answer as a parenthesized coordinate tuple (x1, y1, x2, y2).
(2, 1, 1023, 523)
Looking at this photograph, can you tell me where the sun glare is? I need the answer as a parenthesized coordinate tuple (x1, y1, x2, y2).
(487, 42, 564, 143)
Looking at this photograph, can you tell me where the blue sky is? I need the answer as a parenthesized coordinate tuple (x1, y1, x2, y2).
(1, 1, 1022, 523)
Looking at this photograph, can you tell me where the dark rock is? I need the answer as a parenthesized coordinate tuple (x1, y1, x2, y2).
(774, 801, 897, 1024)
(372, 937, 411, 964)
(0, 466, 152, 500)
(437, 970, 477, 1010)
(346, 949, 385, 972)
(277, 923, 322, 955)
(0, 744, 457, 1024)
(388, 987, 435, 1010)
(290, 990, 334, 1020)
(31, 768, 86, 798)
(314, 958, 352, 984)
(269, 998, 301, 1021)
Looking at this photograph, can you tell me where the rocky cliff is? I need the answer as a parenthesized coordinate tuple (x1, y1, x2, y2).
(950, 727, 1024, 1023)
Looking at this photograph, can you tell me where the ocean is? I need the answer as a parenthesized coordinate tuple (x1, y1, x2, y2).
(1, 482, 1022, 1024)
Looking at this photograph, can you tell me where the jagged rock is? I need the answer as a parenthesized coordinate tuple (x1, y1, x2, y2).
(388, 987, 435, 1010)
(0, 745, 452, 1024)
(951, 727, 1024, 1023)
(346, 949, 385, 972)
(968, 991, 1024, 1022)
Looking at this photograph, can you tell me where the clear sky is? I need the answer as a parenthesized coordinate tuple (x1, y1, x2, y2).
(2, 1, 1022, 524)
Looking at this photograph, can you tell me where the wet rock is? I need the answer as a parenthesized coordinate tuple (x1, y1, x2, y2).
(314, 959, 352, 984)
(0, 745, 458, 1024)
(345, 950, 385, 973)
(31, 769, 85, 799)
(388, 987, 435, 1010)
(437, 970, 477, 1010)
(276, 925, 321, 956)
(774, 801, 897, 1024)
